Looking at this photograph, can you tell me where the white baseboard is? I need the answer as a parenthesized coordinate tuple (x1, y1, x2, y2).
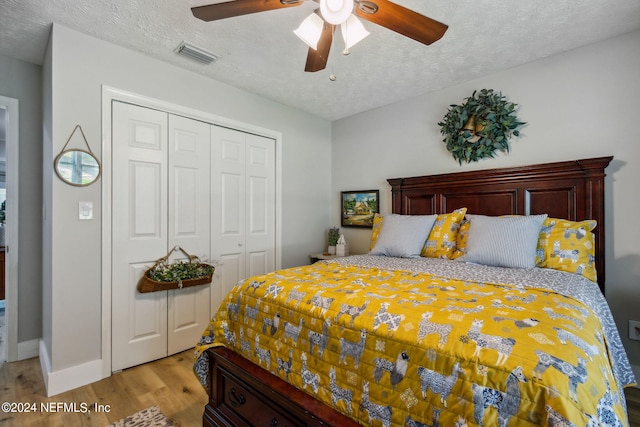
(38, 339, 52, 392)
(39, 339, 104, 397)
(17, 338, 39, 360)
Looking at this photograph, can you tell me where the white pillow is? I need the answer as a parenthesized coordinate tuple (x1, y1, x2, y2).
(369, 214, 437, 258)
(459, 214, 548, 269)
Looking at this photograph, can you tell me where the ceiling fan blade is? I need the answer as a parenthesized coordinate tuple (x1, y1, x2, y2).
(192, 0, 303, 21)
(305, 22, 334, 72)
(355, 0, 447, 45)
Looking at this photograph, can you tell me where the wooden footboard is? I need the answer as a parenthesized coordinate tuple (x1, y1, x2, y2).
(204, 347, 360, 427)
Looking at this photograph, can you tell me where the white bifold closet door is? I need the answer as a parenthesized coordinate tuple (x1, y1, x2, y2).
(210, 126, 276, 304)
(111, 102, 211, 371)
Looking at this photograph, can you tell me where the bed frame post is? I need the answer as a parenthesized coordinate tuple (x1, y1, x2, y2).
(576, 157, 612, 293)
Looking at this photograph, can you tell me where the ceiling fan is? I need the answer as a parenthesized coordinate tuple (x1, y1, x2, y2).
(191, 0, 448, 72)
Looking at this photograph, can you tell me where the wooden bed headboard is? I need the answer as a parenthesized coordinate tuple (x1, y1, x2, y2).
(388, 156, 613, 293)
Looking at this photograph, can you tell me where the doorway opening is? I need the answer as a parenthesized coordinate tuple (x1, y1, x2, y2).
(0, 95, 19, 365)
(0, 106, 5, 366)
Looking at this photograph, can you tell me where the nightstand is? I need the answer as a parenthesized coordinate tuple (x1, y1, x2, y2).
(309, 253, 342, 263)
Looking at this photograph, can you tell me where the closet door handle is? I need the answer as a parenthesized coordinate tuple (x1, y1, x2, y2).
(238, 242, 243, 247)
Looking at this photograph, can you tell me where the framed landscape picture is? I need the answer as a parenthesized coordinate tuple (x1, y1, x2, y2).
(341, 190, 379, 228)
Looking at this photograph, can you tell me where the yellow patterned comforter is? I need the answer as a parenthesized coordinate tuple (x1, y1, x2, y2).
(194, 256, 634, 426)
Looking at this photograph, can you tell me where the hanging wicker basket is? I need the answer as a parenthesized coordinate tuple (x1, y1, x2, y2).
(137, 246, 214, 293)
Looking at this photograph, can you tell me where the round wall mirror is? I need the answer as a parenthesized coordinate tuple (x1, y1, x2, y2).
(54, 149, 101, 186)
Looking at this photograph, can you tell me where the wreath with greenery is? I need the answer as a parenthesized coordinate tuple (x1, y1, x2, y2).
(438, 89, 525, 164)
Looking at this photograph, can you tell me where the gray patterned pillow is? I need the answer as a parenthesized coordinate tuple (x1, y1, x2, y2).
(459, 214, 548, 269)
(369, 214, 437, 258)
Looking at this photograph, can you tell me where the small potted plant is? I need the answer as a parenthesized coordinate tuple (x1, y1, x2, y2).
(327, 227, 340, 255)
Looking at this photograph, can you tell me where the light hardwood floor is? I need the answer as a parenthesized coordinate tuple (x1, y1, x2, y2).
(0, 350, 638, 427)
(0, 350, 207, 427)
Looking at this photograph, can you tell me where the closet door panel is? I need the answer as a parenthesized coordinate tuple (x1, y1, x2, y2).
(168, 285, 210, 354)
(169, 115, 211, 254)
(221, 173, 243, 236)
(211, 127, 247, 309)
(128, 264, 167, 341)
(218, 136, 245, 243)
(245, 134, 275, 273)
(167, 115, 212, 355)
(130, 161, 163, 238)
(112, 102, 168, 371)
(173, 167, 198, 235)
(247, 251, 269, 277)
(210, 127, 276, 312)
(247, 175, 267, 234)
(219, 253, 243, 301)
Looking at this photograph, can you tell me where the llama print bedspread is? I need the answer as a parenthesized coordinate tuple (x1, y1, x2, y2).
(194, 255, 635, 427)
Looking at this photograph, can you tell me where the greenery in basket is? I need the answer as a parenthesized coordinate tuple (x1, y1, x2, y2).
(147, 261, 214, 283)
(438, 89, 526, 165)
(328, 227, 340, 246)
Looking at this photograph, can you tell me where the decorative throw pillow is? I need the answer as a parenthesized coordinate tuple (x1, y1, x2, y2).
(458, 214, 548, 269)
(450, 220, 470, 260)
(369, 213, 384, 251)
(369, 214, 437, 258)
(536, 217, 597, 282)
(421, 208, 467, 258)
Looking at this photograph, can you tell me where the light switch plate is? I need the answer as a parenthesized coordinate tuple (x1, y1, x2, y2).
(630, 320, 640, 341)
(79, 201, 93, 220)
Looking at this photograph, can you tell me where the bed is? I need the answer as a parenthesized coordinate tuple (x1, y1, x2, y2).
(194, 156, 637, 427)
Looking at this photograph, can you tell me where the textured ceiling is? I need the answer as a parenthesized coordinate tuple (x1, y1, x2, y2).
(1, 0, 640, 121)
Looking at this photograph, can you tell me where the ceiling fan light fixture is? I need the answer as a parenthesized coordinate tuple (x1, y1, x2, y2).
(175, 41, 218, 64)
(341, 14, 369, 53)
(320, 0, 353, 25)
(294, 13, 325, 50)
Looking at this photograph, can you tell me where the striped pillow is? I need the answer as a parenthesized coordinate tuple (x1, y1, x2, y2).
(458, 214, 548, 269)
(369, 214, 437, 258)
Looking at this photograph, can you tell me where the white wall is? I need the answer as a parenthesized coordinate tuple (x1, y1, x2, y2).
(332, 30, 640, 372)
(41, 33, 54, 379)
(43, 24, 332, 392)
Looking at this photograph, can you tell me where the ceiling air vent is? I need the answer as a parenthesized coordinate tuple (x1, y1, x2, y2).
(175, 41, 218, 64)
